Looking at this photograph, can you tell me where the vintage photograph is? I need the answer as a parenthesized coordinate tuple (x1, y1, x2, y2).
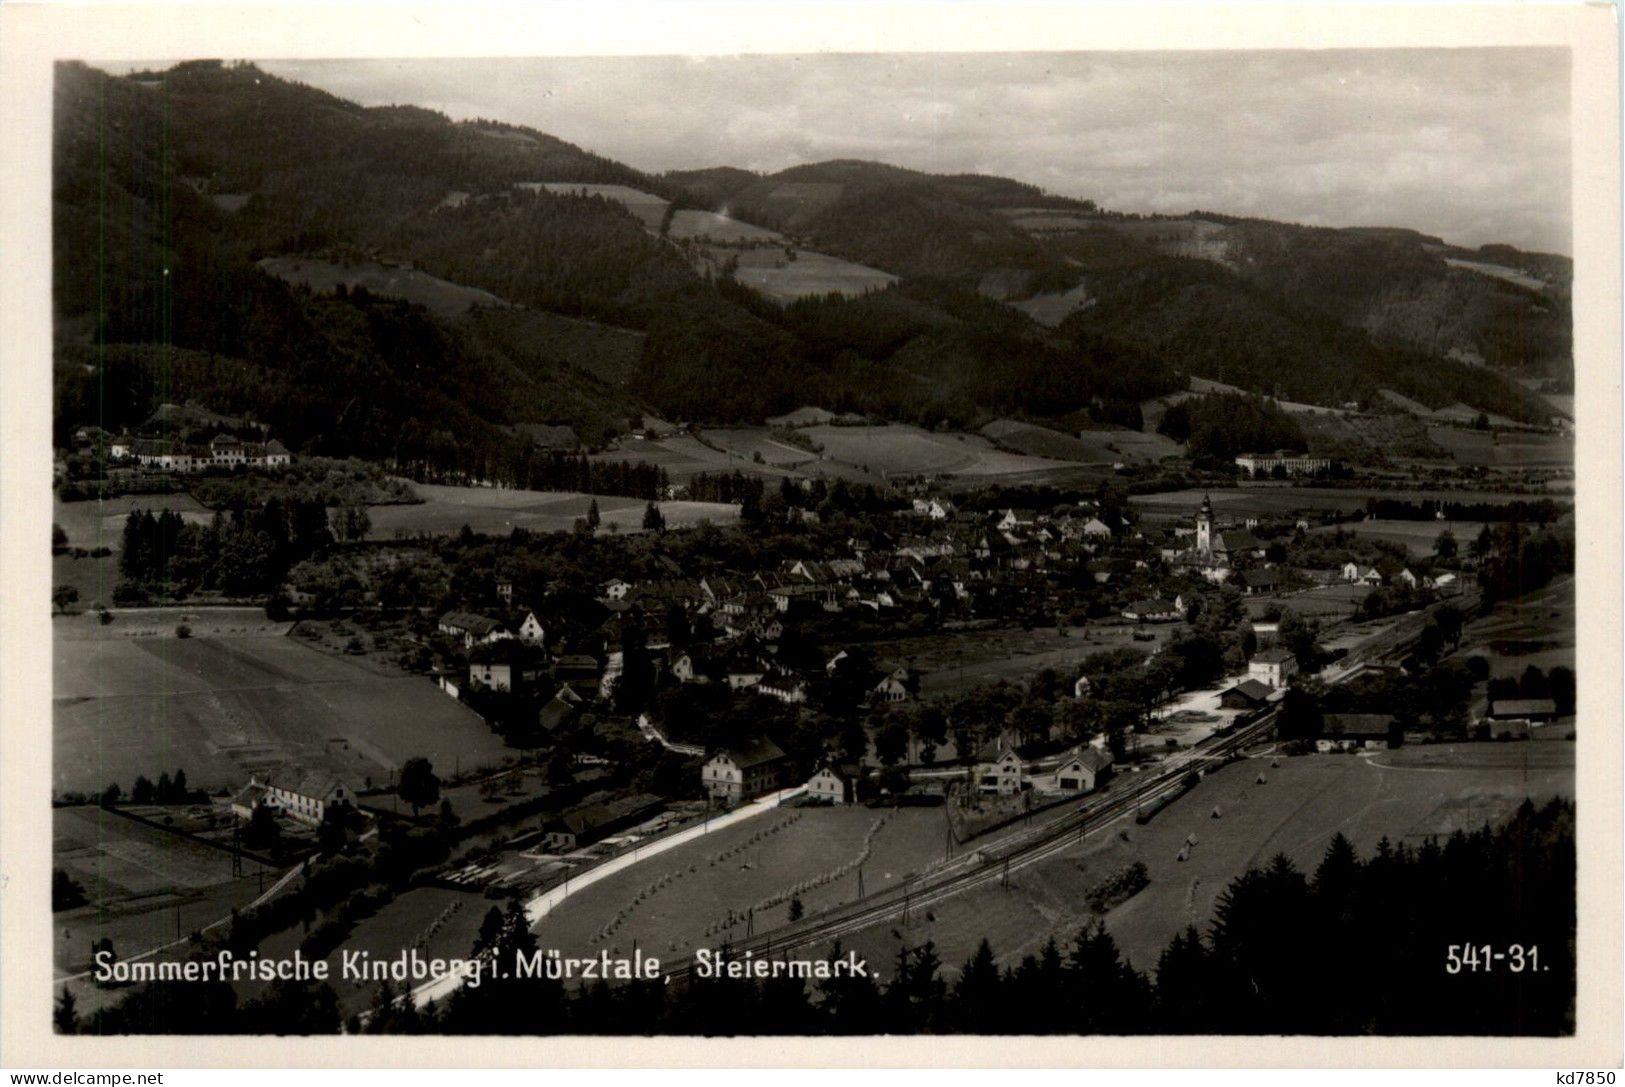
(42, 43, 1585, 1042)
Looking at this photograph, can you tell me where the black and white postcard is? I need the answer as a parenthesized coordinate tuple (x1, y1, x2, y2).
(1, 1, 1618, 1069)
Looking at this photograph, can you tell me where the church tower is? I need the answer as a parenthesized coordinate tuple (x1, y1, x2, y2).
(1196, 494, 1213, 557)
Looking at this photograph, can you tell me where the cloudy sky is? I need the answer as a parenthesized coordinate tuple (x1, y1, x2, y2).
(254, 49, 1570, 254)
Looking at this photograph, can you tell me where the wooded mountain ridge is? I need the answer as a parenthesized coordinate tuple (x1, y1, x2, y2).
(53, 59, 1568, 481)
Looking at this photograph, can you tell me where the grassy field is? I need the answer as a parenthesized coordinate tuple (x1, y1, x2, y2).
(53, 615, 511, 795)
(865, 623, 1174, 700)
(667, 209, 782, 242)
(981, 419, 1181, 465)
(1465, 575, 1575, 679)
(536, 805, 950, 961)
(54, 493, 218, 603)
(519, 183, 669, 231)
(794, 424, 1078, 480)
(257, 257, 505, 319)
(725, 248, 898, 302)
(1307, 518, 1489, 557)
(1131, 486, 1565, 526)
(1009, 284, 1093, 327)
(832, 742, 1574, 975)
(53, 805, 280, 978)
(1418, 426, 1574, 468)
(364, 483, 739, 538)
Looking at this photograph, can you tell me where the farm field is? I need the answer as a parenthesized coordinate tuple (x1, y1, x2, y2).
(1130, 485, 1565, 525)
(725, 247, 898, 302)
(833, 742, 1574, 975)
(53, 805, 281, 978)
(794, 424, 1081, 481)
(257, 257, 505, 319)
(518, 182, 669, 231)
(867, 623, 1176, 700)
(535, 805, 949, 962)
(981, 419, 1180, 465)
(1244, 584, 1372, 623)
(1308, 518, 1490, 557)
(1465, 575, 1575, 679)
(1416, 426, 1574, 468)
(55, 493, 218, 603)
(364, 483, 739, 538)
(1009, 283, 1092, 327)
(53, 615, 511, 795)
(667, 209, 782, 242)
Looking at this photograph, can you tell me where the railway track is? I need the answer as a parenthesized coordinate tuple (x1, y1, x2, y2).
(659, 711, 1278, 981)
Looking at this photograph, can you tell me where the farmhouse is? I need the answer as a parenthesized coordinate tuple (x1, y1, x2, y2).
(542, 793, 665, 852)
(758, 669, 810, 704)
(516, 610, 546, 646)
(1316, 714, 1394, 753)
(1081, 517, 1113, 539)
(1219, 678, 1274, 709)
(975, 741, 1026, 796)
(1487, 698, 1559, 727)
(805, 764, 859, 805)
(1123, 597, 1182, 623)
(1054, 747, 1114, 793)
(702, 738, 790, 804)
(438, 611, 512, 649)
(233, 769, 353, 827)
(873, 669, 912, 703)
(1248, 647, 1298, 689)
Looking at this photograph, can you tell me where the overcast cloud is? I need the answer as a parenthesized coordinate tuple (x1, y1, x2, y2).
(253, 50, 1571, 254)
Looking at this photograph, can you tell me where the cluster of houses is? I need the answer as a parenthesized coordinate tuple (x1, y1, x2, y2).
(67, 404, 293, 474)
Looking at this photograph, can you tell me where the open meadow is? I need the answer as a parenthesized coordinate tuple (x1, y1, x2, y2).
(866, 623, 1178, 700)
(535, 804, 950, 962)
(981, 419, 1181, 465)
(832, 742, 1575, 975)
(1308, 517, 1489, 557)
(54, 493, 215, 603)
(53, 613, 512, 795)
(1131, 485, 1568, 526)
(364, 483, 739, 539)
(53, 804, 281, 979)
(518, 182, 670, 231)
(257, 257, 506, 319)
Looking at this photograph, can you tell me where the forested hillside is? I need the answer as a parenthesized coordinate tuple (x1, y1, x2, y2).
(54, 59, 1568, 485)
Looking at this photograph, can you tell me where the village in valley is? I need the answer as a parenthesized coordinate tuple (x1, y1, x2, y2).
(46, 55, 1579, 1037)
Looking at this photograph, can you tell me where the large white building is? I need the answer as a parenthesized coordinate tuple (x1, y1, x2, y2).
(1235, 451, 1333, 477)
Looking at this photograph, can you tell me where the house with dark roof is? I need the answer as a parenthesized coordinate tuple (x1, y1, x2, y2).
(1317, 714, 1395, 753)
(542, 793, 664, 852)
(702, 738, 789, 804)
(1122, 597, 1183, 623)
(438, 611, 512, 649)
(1249, 647, 1298, 689)
(1219, 678, 1274, 709)
(1487, 698, 1559, 725)
(233, 768, 353, 826)
(805, 763, 860, 805)
(1054, 747, 1114, 793)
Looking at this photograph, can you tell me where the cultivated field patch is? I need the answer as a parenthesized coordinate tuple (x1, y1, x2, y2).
(835, 742, 1574, 974)
(535, 805, 948, 961)
(518, 183, 670, 231)
(53, 624, 511, 795)
(363, 483, 739, 538)
(257, 257, 505, 319)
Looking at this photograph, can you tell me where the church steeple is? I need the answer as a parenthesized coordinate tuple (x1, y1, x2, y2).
(1196, 493, 1213, 556)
